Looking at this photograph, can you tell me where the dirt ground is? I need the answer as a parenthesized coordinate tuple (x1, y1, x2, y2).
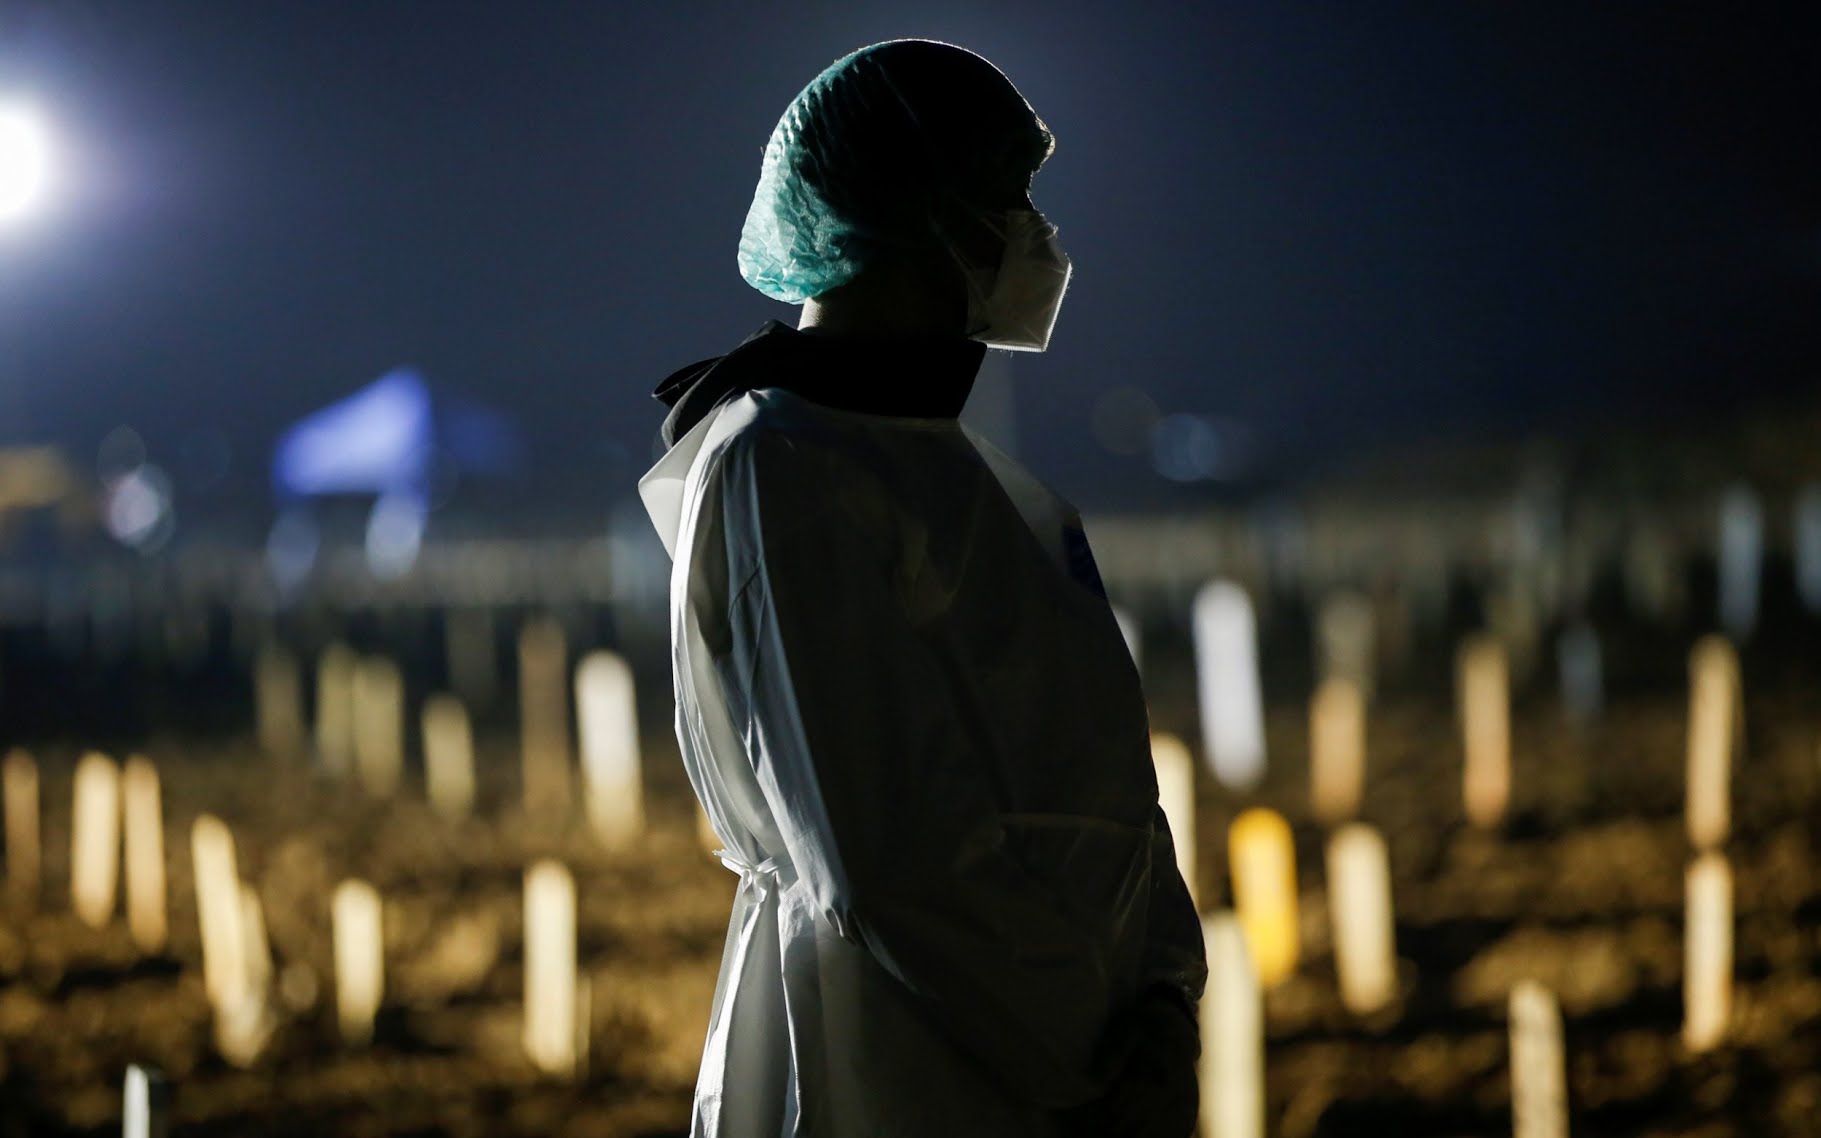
(2, 620, 1819, 1137)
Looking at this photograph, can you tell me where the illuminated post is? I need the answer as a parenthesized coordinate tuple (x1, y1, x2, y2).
(575, 651, 644, 848)
(422, 694, 476, 818)
(1309, 676, 1366, 826)
(255, 645, 305, 757)
(1457, 634, 1511, 829)
(524, 859, 578, 1078)
(519, 618, 571, 815)
(1683, 852, 1732, 1053)
(1508, 980, 1568, 1138)
(1716, 485, 1762, 641)
(3, 748, 39, 909)
(1151, 733, 1198, 907)
(315, 643, 357, 776)
(332, 879, 384, 1046)
(1192, 580, 1266, 790)
(1685, 636, 1739, 851)
(351, 656, 405, 797)
(1326, 823, 1395, 1015)
(122, 755, 168, 954)
(1200, 911, 1263, 1138)
(70, 752, 120, 929)
(1228, 807, 1299, 987)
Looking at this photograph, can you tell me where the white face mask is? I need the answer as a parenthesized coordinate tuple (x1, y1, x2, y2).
(958, 209, 1072, 353)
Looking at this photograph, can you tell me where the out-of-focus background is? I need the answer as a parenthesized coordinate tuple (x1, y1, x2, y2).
(0, 3, 1818, 1136)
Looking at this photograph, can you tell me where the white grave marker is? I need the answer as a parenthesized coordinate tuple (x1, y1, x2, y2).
(519, 619, 572, 814)
(1685, 636, 1739, 851)
(1557, 622, 1602, 724)
(1316, 592, 1376, 702)
(352, 656, 405, 797)
(1795, 483, 1821, 615)
(332, 879, 384, 1045)
(3, 748, 38, 909)
(422, 694, 476, 818)
(1201, 911, 1263, 1138)
(190, 815, 248, 1014)
(1717, 485, 1763, 641)
(70, 752, 120, 929)
(255, 645, 304, 757)
(1326, 823, 1396, 1015)
(1457, 635, 1511, 829)
(315, 644, 357, 775)
(1683, 853, 1732, 1053)
(1192, 581, 1266, 790)
(122, 1064, 168, 1138)
(524, 859, 578, 1078)
(122, 755, 167, 954)
(575, 651, 644, 848)
(1151, 733, 1198, 907)
(1509, 980, 1569, 1138)
(1309, 677, 1366, 825)
(217, 881, 275, 1067)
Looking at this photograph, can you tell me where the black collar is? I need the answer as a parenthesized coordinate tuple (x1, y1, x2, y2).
(652, 321, 988, 450)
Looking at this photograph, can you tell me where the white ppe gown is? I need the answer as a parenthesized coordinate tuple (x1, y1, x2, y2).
(640, 378, 1205, 1137)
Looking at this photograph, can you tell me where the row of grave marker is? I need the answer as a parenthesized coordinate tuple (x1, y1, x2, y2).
(256, 619, 645, 846)
(1165, 622, 1746, 1137)
(5, 594, 1753, 1135)
(3, 749, 592, 1082)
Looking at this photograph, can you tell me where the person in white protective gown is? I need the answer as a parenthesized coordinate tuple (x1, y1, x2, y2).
(639, 40, 1206, 1137)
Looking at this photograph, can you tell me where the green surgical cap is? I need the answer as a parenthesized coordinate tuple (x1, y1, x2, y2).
(738, 39, 1056, 304)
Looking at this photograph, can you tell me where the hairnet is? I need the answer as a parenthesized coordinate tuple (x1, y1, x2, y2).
(738, 40, 1056, 304)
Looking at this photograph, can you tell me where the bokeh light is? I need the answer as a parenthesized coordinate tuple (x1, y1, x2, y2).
(0, 103, 50, 222)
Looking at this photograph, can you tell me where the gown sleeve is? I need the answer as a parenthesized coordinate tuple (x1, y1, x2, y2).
(1139, 804, 1208, 1021)
(699, 425, 1122, 1109)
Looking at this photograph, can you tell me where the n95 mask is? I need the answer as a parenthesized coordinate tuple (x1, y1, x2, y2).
(960, 209, 1072, 353)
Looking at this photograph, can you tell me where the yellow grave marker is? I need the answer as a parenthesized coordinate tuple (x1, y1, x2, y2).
(1228, 807, 1299, 987)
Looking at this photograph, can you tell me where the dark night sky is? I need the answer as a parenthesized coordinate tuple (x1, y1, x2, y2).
(0, 2, 1816, 531)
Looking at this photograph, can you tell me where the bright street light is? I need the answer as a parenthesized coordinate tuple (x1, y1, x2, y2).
(0, 103, 51, 223)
